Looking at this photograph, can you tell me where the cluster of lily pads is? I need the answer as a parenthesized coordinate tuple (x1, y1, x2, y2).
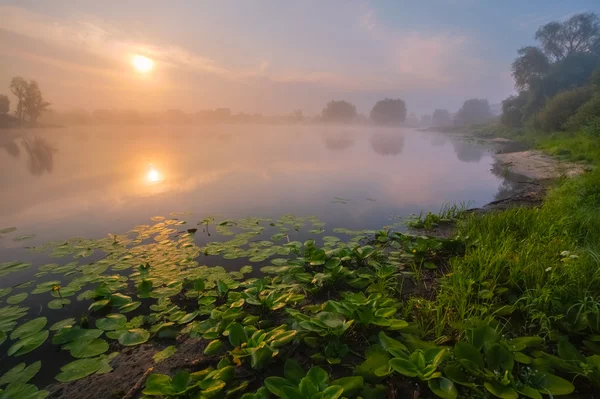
(0, 214, 597, 398)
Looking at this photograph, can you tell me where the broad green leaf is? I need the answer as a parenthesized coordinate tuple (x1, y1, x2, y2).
(228, 323, 247, 347)
(153, 345, 176, 363)
(264, 376, 294, 397)
(443, 365, 476, 388)
(284, 359, 305, 385)
(8, 330, 49, 356)
(95, 314, 127, 331)
(307, 367, 329, 390)
(0, 361, 41, 386)
(10, 317, 47, 340)
(428, 378, 457, 399)
(55, 357, 104, 382)
(118, 329, 150, 346)
(454, 342, 484, 368)
(330, 376, 364, 397)
(389, 358, 419, 377)
(321, 385, 344, 399)
(6, 293, 28, 305)
(69, 338, 109, 358)
(204, 339, 224, 355)
(484, 381, 518, 399)
(486, 343, 514, 371)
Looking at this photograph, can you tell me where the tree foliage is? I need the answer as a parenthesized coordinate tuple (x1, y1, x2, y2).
(503, 13, 600, 128)
(321, 100, 357, 123)
(535, 13, 600, 61)
(369, 98, 406, 125)
(8, 77, 50, 123)
(0, 94, 9, 115)
(500, 92, 529, 128)
(536, 86, 593, 131)
(454, 99, 492, 126)
(431, 109, 452, 127)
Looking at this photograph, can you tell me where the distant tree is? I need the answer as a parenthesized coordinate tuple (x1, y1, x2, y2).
(0, 94, 9, 115)
(535, 13, 600, 61)
(454, 99, 492, 126)
(420, 114, 432, 127)
(431, 109, 452, 127)
(214, 108, 232, 120)
(370, 98, 406, 125)
(321, 100, 357, 123)
(406, 113, 420, 127)
(10, 76, 28, 121)
(23, 80, 50, 123)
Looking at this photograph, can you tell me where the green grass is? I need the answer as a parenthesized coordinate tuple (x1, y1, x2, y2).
(425, 130, 600, 339)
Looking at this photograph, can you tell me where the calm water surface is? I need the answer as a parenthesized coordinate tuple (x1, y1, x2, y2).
(0, 125, 508, 387)
(1, 125, 504, 245)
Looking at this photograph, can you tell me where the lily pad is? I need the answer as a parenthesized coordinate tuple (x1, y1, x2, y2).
(118, 329, 150, 346)
(55, 357, 104, 382)
(49, 318, 76, 331)
(10, 317, 47, 340)
(48, 298, 71, 309)
(0, 227, 17, 234)
(153, 345, 177, 363)
(95, 314, 127, 331)
(119, 301, 141, 313)
(0, 361, 41, 386)
(6, 293, 28, 305)
(7, 330, 49, 356)
(68, 338, 109, 358)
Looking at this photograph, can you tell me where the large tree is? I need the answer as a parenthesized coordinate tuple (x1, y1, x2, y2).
(454, 99, 492, 126)
(321, 100, 357, 123)
(9, 76, 28, 121)
(0, 94, 9, 115)
(369, 98, 406, 125)
(535, 13, 600, 61)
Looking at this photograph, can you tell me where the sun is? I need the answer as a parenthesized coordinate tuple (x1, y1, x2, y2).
(132, 55, 154, 73)
(146, 166, 162, 183)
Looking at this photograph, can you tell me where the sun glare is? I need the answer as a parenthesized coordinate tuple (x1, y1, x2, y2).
(132, 55, 154, 73)
(146, 167, 162, 183)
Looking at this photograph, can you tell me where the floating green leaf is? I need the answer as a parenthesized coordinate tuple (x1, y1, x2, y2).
(10, 317, 47, 340)
(153, 346, 177, 363)
(118, 329, 150, 346)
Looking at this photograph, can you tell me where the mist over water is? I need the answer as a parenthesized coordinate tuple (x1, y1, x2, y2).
(0, 125, 503, 248)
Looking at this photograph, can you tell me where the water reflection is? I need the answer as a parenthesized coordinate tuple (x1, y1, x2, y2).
(451, 141, 484, 163)
(322, 131, 355, 151)
(430, 134, 448, 147)
(369, 132, 404, 156)
(22, 137, 57, 176)
(0, 134, 21, 158)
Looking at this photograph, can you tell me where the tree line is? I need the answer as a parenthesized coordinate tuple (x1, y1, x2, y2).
(500, 12, 600, 132)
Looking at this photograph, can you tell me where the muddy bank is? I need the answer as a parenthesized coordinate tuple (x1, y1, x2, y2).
(48, 337, 209, 399)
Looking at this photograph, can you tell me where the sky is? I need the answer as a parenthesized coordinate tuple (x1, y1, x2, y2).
(0, 0, 599, 116)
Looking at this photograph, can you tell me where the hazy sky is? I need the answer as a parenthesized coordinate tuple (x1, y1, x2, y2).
(1, 0, 599, 115)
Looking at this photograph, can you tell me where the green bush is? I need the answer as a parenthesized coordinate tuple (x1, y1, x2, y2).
(537, 87, 593, 132)
(565, 94, 600, 131)
(582, 116, 600, 138)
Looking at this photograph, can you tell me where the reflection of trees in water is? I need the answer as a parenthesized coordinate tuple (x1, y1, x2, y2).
(322, 132, 355, 151)
(451, 141, 484, 163)
(369, 132, 404, 156)
(22, 137, 56, 176)
(430, 134, 448, 147)
(490, 161, 531, 201)
(1, 139, 20, 158)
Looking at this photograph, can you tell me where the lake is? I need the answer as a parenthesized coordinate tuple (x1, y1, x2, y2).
(0, 125, 509, 389)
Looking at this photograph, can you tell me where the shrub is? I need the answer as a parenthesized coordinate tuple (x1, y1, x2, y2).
(537, 87, 593, 132)
(582, 116, 600, 138)
(565, 94, 600, 131)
